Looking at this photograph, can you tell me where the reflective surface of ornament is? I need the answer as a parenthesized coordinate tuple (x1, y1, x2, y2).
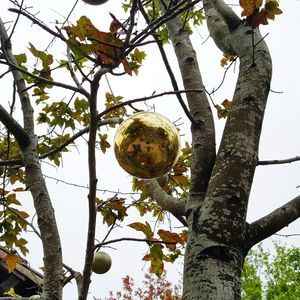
(114, 112, 180, 179)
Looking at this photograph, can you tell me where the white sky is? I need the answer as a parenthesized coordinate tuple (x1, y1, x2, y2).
(0, 0, 300, 299)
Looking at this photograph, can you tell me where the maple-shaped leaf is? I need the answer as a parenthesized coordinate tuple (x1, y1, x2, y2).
(157, 229, 184, 251)
(253, 1, 282, 26)
(128, 221, 154, 239)
(99, 133, 111, 154)
(240, 0, 263, 17)
(3, 254, 23, 273)
(216, 99, 232, 119)
(64, 16, 132, 74)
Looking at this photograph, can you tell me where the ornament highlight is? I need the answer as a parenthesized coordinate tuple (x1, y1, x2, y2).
(114, 112, 180, 179)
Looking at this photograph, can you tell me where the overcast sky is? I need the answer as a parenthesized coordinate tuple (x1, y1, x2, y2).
(0, 0, 300, 299)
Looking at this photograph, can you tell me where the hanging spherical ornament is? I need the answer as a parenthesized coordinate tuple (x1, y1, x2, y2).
(82, 0, 109, 5)
(114, 112, 181, 179)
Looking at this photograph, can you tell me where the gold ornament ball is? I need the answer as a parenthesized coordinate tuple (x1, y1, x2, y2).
(92, 251, 112, 274)
(82, 0, 109, 5)
(114, 112, 180, 179)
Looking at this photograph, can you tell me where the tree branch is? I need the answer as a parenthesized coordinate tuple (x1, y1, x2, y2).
(0, 104, 30, 150)
(202, 0, 241, 55)
(39, 118, 122, 160)
(157, 0, 216, 205)
(0, 58, 90, 98)
(138, 0, 196, 125)
(258, 156, 300, 166)
(244, 195, 300, 252)
(79, 68, 107, 300)
(95, 237, 178, 248)
(96, 89, 204, 121)
(0, 17, 63, 300)
(143, 179, 186, 216)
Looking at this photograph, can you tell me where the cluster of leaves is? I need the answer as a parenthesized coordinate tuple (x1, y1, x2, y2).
(0, 189, 29, 261)
(15, 43, 54, 103)
(97, 196, 128, 227)
(64, 16, 131, 74)
(103, 92, 127, 122)
(216, 99, 232, 119)
(239, 0, 282, 26)
(128, 221, 187, 277)
(220, 53, 236, 68)
(242, 243, 300, 299)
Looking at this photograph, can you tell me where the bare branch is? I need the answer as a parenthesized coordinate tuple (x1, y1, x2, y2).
(39, 117, 122, 160)
(0, 104, 30, 150)
(202, 0, 241, 55)
(96, 237, 178, 248)
(0, 57, 90, 98)
(138, 0, 197, 125)
(79, 68, 106, 300)
(258, 156, 300, 166)
(143, 179, 186, 217)
(0, 118, 123, 167)
(244, 195, 300, 252)
(96, 89, 204, 121)
(158, 0, 216, 200)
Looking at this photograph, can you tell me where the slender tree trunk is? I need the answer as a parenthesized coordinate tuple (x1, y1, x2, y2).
(0, 18, 63, 300)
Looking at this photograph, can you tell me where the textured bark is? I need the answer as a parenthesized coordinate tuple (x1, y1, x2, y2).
(245, 195, 300, 251)
(143, 179, 186, 216)
(0, 19, 63, 300)
(182, 1, 272, 299)
(158, 0, 216, 212)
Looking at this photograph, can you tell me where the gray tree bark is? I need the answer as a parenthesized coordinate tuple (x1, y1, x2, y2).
(158, 0, 274, 299)
(0, 18, 63, 300)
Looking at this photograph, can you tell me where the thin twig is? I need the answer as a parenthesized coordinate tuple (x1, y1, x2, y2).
(95, 237, 178, 248)
(258, 156, 300, 166)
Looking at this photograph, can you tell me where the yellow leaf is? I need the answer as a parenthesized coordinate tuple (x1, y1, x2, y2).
(18, 210, 30, 218)
(4, 287, 18, 297)
(3, 254, 23, 273)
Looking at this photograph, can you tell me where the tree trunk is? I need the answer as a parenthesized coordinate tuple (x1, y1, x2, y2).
(182, 2, 272, 298)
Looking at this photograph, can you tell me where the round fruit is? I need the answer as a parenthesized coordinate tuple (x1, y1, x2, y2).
(82, 0, 109, 5)
(114, 112, 180, 179)
(92, 251, 112, 274)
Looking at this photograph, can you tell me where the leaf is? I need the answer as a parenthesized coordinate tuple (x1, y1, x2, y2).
(3, 254, 23, 273)
(157, 229, 184, 251)
(253, 1, 282, 26)
(28, 43, 53, 68)
(99, 197, 128, 226)
(128, 221, 154, 239)
(148, 244, 164, 277)
(18, 211, 30, 219)
(216, 99, 232, 119)
(240, 0, 263, 17)
(171, 175, 190, 187)
(99, 133, 111, 154)
(3, 288, 18, 297)
(63, 16, 131, 73)
(6, 193, 21, 206)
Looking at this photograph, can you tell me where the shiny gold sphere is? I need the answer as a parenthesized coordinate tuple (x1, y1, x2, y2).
(114, 112, 180, 179)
